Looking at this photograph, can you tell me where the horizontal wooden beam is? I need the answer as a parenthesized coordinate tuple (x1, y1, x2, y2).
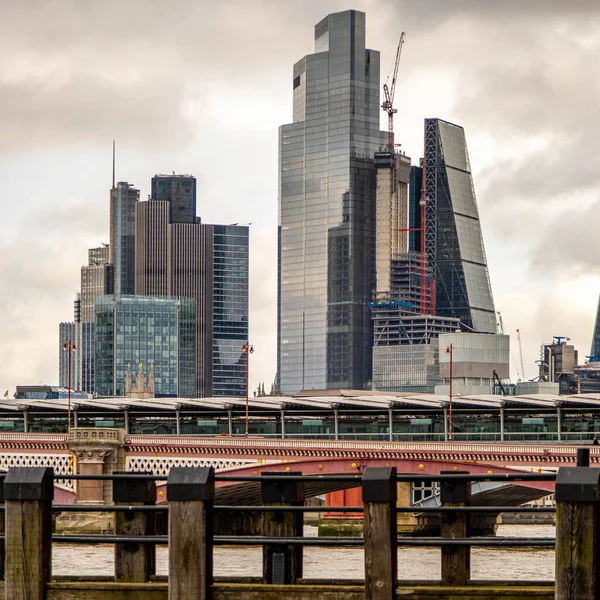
(40, 582, 554, 600)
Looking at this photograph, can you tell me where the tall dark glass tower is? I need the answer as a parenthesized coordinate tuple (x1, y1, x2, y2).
(151, 174, 197, 224)
(110, 181, 139, 295)
(423, 118, 496, 332)
(278, 10, 385, 394)
(210, 225, 249, 396)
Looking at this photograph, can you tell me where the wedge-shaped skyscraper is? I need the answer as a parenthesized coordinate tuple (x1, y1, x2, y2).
(423, 118, 496, 333)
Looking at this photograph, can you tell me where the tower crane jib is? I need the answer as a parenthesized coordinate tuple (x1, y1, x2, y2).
(382, 32, 405, 152)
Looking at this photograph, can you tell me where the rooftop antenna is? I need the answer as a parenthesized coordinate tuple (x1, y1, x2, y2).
(112, 140, 116, 189)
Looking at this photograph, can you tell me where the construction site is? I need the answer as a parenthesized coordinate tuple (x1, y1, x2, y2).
(371, 32, 503, 393)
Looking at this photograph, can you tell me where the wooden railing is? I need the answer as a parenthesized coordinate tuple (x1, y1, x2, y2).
(0, 452, 598, 599)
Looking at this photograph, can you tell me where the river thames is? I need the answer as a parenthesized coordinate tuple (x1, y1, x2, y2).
(53, 524, 554, 581)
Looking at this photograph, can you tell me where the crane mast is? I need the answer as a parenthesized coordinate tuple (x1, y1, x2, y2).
(516, 329, 526, 382)
(382, 32, 405, 152)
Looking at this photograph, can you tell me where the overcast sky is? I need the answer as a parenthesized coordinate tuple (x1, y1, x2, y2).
(1, 0, 599, 394)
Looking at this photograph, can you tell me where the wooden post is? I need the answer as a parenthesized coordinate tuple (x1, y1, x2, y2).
(113, 472, 156, 582)
(167, 466, 214, 600)
(362, 466, 397, 600)
(4, 466, 54, 600)
(261, 471, 305, 584)
(555, 465, 600, 600)
(440, 471, 471, 586)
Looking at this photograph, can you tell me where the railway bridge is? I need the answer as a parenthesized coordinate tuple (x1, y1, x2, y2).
(0, 430, 582, 506)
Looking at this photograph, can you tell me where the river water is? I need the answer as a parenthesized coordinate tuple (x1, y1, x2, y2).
(53, 524, 555, 581)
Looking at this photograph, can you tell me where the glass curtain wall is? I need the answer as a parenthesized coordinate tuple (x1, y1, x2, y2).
(95, 295, 196, 397)
(278, 10, 385, 393)
(211, 225, 249, 396)
(424, 119, 496, 333)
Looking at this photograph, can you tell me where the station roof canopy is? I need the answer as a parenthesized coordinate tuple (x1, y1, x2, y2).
(3, 390, 600, 414)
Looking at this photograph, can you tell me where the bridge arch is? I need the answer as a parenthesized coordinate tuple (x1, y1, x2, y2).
(155, 457, 554, 505)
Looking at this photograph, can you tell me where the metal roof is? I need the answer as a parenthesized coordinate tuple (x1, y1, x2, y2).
(4, 391, 600, 413)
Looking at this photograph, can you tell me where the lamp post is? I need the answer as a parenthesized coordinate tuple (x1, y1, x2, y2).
(62, 339, 76, 432)
(446, 343, 453, 442)
(242, 341, 254, 437)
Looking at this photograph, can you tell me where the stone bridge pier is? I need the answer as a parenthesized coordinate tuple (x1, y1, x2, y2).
(67, 428, 125, 504)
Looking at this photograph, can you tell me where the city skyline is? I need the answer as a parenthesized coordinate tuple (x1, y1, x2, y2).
(2, 0, 600, 394)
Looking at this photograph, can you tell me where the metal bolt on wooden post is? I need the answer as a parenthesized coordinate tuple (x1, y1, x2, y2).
(555, 465, 600, 600)
(440, 471, 471, 586)
(362, 466, 398, 600)
(261, 471, 305, 584)
(4, 466, 54, 600)
(167, 466, 214, 600)
(113, 472, 157, 582)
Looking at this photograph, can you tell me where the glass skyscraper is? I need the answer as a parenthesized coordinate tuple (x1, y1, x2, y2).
(278, 10, 385, 394)
(95, 295, 196, 397)
(110, 181, 139, 296)
(58, 321, 96, 393)
(151, 174, 197, 224)
(423, 118, 496, 333)
(211, 225, 249, 396)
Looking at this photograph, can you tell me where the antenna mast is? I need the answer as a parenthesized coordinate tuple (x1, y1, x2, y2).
(112, 140, 116, 190)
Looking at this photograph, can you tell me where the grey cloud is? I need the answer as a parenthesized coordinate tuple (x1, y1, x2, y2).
(2, 0, 600, 391)
(529, 199, 600, 276)
(0, 73, 194, 153)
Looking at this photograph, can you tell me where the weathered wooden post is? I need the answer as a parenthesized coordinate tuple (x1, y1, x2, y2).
(4, 466, 53, 600)
(362, 466, 397, 600)
(167, 466, 214, 600)
(113, 472, 156, 582)
(555, 454, 600, 600)
(261, 471, 305, 584)
(440, 471, 471, 586)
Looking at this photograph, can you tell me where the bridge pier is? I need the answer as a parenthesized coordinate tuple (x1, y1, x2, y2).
(67, 428, 125, 504)
(55, 429, 125, 534)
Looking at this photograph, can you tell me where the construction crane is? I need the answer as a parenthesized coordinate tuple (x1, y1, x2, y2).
(516, 329, 526, 382)
(382, 32, 405, 152)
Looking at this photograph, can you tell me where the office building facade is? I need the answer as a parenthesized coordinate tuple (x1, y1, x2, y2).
(80, 244, 113, 322)
(151, 174, 197, 224)
(374, 152, 411, 296)
(59, 322, 79, 390)
(110, 182, 139, 296)
(371, 307, 459, 392)
(423, 118, 496, 333)
(95, 295, 196, 397)
(211, 225, 249, 396)
(58, 321, 96, 393)
(436, 332, 509, 395)
(278, 10, 385, 394)
(135, 201, 170, 296)
(408, 165, 423, 253)
(135, 182, 249, 397)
